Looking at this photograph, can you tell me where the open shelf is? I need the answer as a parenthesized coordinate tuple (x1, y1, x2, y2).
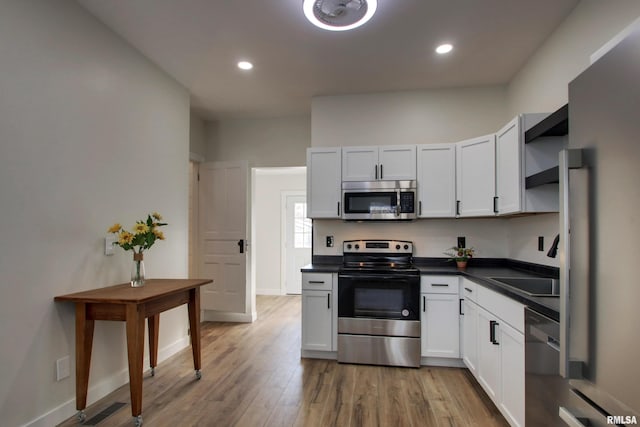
(525, 104, 568, 143)
(525, 166, 559, 189)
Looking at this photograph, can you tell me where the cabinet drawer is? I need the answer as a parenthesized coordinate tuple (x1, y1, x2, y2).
(477, 285, 525, 333)
(460, 278, 477, 302)
(421, 275, 459, 293)
(302, 273, 333, 291)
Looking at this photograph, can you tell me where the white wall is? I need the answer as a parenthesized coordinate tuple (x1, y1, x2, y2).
(189, 112, 207, 160)
(311, 86, 508, 147)
(206, 115, 310, 166)
(252, 168, 307, 295)
(507, 0, 640, 115)
(313, 219, 509, 260)
(507, 214, 559, 267)
(0, 1, 190, 426)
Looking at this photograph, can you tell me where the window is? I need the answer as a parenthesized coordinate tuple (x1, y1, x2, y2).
(294, 202, 312, 248)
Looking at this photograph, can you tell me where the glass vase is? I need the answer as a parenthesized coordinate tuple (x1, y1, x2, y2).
(131, 252, 146, 287)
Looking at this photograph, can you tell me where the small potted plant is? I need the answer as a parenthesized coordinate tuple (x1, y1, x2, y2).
(444, 246, 475, 269)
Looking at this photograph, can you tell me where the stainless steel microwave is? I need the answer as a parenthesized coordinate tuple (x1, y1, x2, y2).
(342, 180, 417, 220)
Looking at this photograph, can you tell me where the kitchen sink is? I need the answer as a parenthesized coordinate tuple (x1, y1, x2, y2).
(489, 277, 559, 297)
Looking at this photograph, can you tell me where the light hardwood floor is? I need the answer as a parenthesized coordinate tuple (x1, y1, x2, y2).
(58, 295, 508, 427)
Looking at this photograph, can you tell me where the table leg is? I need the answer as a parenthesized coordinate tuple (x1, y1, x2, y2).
(126, 303, 146, 417)
(148, 314, 159, 376)
(75, 303, 94, 412)
(187, 287, 201, 375)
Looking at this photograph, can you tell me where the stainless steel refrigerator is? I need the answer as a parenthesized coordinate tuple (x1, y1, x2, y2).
(558, 23, 640, 426)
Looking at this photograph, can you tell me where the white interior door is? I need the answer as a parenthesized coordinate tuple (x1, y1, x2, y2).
(199, 161, 249, 313)
(283, 194, 311, 295)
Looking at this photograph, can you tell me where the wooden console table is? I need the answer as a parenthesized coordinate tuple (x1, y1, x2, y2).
(55, 278, 212, 426)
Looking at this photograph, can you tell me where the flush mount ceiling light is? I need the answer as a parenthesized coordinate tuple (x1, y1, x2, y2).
(237, 61, 253, 70)
(303, 0, 377, 31)
(436, 44, 453, 54)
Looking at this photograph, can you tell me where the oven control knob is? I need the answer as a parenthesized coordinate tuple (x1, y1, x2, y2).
(354, 244, 360, 250)
(395, 244, 401, 250)
(346, 244, 352, 250)
(404, 244, 409, 250)
(402, 309, 410, 317)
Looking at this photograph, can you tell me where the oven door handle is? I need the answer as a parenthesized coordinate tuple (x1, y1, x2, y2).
(338, 274, 417, 281)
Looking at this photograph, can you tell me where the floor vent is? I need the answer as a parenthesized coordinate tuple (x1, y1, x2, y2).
(83, 402, 127, 425)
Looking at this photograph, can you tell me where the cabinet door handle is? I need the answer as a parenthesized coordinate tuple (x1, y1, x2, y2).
(459, 298, 464, 315)
(431, 283, 449, 287)
(419, 200, 422, 216)
(238, 239, 245, 254)
(456, 200, 461, 216)
(423, 295, 426, 312)
(464, 287, 473, 293)
(490, 320, 499, 345)
(327, 293, 331, 309)
(308, 281, 325, 284)
(337, 202, 341, 216)
(375, 164, 378, 180)
(493, 196, 499, 214)
(380, 164, 383, 179)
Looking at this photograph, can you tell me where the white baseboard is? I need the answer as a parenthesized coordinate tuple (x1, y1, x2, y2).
(202, 310, 256, 323)
(23, 335, 190, 427)
(301, 350, 337, 360)
(420, 357, 465, 368)
(256, 288, 283, 295)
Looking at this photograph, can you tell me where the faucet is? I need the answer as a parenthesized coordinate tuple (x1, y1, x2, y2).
(547, 234, 560, 258)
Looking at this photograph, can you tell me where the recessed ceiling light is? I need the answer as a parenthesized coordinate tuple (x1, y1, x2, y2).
(436, 44, 453, 54)
(237, 61, 253, 70)
(303, 0, 377, 32)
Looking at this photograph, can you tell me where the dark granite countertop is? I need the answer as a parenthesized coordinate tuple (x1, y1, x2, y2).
(301, 257, 560, 321)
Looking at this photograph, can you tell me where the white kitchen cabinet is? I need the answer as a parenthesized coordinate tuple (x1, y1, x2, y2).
(301, 272, 335, 352)
(420, 275, 460, 359)
(465, 279, 525, 427)
(476, 306, 502, 402)
(306, 147, 341, 218)
(461, 298, 478, 374)
(342, 145, 416, 181)
(416, 144, 456, 217)
(456, 135, 496, 217)
(301, 290, 333, 351)
(499, 321, 525, 427)
(495, 113, 559, 215)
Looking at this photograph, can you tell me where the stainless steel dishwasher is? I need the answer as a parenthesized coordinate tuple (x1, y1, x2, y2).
(525, 307, 572, 426)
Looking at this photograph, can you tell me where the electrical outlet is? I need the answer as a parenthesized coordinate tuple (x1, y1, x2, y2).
(56, 356, 70, 381)
(538, 236, 545, 251)
(457, 236, 466, 248)
(326, 236, 334, 247)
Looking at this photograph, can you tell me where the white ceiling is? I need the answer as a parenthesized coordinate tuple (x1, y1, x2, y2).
(76, 0, 579, 120)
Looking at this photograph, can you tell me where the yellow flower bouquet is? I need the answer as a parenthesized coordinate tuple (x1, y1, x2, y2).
(108, 212, 167, 286)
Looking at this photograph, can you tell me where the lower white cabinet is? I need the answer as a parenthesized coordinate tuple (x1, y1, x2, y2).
(301, 273, 335, 352)
(465, 283, 525, 427)
(420, 276, 460, 359)
(461, 298, 478, 374)
(499, 321, 525, 427)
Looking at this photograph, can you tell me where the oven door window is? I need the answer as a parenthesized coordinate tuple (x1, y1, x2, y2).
(354, 287, 404, 318)
(338, 276, 419, 320)
(343, 192, 397, 214)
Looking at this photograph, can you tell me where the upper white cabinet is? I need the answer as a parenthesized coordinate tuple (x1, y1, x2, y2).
(496, 112, 562, 215)
(342, 145, 416, 181)
(416, 144, 456, 217)
(495, 117, 523, 215)
(306, 147, 341, 218)
(456, 135, 496, 217)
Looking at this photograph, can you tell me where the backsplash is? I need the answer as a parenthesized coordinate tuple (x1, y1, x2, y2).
(312, 212, 559, 267)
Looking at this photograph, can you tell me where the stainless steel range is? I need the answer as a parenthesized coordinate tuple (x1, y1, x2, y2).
(337, 240, 421, 368)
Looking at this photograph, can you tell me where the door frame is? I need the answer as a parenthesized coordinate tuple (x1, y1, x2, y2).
(281, 190, 309, 295)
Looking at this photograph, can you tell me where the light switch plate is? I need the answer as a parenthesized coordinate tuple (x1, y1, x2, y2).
(105, 235, 117, 256)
